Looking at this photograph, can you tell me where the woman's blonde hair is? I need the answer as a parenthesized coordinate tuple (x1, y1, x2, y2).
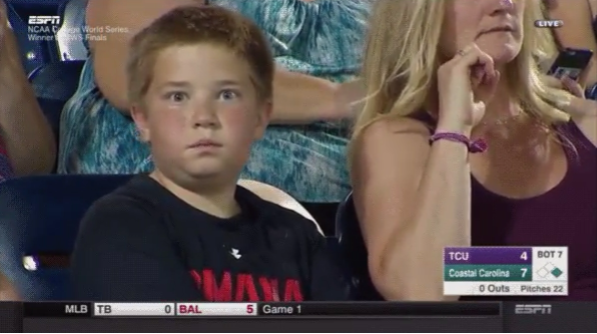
(352, 0, 571, 145)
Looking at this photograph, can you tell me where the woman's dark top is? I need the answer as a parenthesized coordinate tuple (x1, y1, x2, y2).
(416, 112, 596, 301)
(71, 175, 350, 301)
(468, 121, 596, 301)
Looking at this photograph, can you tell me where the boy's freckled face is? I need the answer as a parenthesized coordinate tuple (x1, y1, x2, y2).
(136, 44, 270, 179)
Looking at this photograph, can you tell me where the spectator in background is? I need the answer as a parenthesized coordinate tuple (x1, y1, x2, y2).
(350, 0, 596, 301)
(59, 0, 368, 203)
(542, 0, 597, 88)
(0, 0, 56, 175)
(71, 6, 348, 301)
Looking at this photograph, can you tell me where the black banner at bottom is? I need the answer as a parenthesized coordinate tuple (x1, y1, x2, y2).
(256, 302, 500, 316)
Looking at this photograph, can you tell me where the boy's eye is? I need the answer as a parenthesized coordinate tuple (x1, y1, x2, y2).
(166, 92, 187, 102)
(218, 89, 239, 100)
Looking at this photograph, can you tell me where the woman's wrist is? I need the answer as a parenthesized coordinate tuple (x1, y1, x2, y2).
(435, 120, 473, 137)
(430, 131, 487, 153)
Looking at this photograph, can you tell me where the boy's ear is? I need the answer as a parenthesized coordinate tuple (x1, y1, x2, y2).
(130, 103, 151, 143)
(254, 100, 272, 139)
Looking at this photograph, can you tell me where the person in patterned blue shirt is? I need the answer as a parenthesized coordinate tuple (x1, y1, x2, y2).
(58, 0, 370, 203)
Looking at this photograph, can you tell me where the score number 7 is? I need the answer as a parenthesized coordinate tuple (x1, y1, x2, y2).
(520, 252, 528, 278)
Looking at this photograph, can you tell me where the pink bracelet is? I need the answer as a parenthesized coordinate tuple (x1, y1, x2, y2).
(430, 132, 487, 153)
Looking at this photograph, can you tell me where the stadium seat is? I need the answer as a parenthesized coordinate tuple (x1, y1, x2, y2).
(335, 192, 384, 300)
(6, 0, 62, 73)
(325, 235, 355, 299)
(55, 0, 88, 61)
(0, 174, 133, 300)
(29, 60, 84, 101)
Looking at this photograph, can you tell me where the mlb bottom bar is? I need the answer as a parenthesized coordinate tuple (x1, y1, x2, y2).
(24, 302, 500, 317)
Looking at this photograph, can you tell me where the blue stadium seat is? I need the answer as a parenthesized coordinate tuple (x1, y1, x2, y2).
(29, 60, 85, 101)
(55, 0, 88, 61)
(0, 174, 133, 300)
(6, 0, 62, 73)
(335, 192, 384, 300)
(324, 235, 355, 299)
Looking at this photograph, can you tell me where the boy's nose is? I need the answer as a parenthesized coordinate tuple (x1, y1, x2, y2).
(191, 106, 218, 128)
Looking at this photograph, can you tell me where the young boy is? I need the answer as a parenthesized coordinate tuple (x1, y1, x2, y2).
(71, 5, 350, 302)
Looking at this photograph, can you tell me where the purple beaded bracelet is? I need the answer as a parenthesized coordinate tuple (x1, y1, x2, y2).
(430, 132, 487, 153)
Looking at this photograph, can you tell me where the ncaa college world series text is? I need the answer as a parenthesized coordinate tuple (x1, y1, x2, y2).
(27, 16, 128, 42)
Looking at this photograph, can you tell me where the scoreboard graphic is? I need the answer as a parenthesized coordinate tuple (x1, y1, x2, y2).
(443, 247, 568, 296)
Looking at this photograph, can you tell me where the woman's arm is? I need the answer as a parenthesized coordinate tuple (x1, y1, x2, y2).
(351, 118, 470, 301)
(545, 0, 597, 87)
(88, 0, 356, 122)
(0, 2, 56, 175)
(87, 0, 199, 112)
(270, 68, 361, 123)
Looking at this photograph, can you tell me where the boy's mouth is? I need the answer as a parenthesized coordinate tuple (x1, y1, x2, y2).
(188, 139, 223, 148)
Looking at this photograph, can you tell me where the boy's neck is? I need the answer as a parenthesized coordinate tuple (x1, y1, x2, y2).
(150, 171, 241, 219)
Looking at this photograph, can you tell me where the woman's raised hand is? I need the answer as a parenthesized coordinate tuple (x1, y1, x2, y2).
(436, 43, 501, 133)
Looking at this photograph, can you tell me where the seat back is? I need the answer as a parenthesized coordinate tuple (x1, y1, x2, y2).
(0, 174, 133, 300)
(324, 236, 354, 300)
(335, 193, 384, 300)
(6, 0, 62, 73)
(55, 0, 88, 61)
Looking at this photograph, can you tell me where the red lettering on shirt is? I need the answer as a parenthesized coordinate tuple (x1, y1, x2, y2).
(189, 269, 303, 301)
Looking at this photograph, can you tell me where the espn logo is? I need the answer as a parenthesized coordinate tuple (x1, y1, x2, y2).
(514, 304, 552, 315)
(28, 16, 61, 25)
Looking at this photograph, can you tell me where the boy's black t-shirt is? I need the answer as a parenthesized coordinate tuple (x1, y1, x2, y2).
(71, 175, 350, 302)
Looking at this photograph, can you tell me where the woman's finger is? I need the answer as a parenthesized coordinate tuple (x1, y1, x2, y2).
(562, 76, 585, 98)
(543, 75, 563, 89)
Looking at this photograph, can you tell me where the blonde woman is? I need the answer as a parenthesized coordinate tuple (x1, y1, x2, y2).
(350, 0, 596, 301)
